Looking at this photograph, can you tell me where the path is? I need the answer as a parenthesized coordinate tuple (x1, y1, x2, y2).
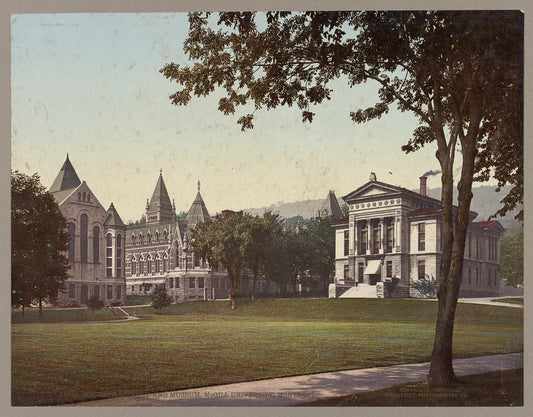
(458, 297, 523, 308)
(67, 353, 522, 407)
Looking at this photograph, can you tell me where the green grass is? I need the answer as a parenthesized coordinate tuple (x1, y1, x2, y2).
(125, 294, 151, 306)
(300, 368, 523, 406)
(11, 307, 126, 323)
(11, 298, 523, 406)
(491, 297, 523, 305)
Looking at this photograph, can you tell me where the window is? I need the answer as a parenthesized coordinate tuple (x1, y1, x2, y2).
(69, 284, 75, 299)
(68, 223, 75, 262)
(198, 277, 204, 288)
(87, 194, 91, 203)
(344, 265, 349, 281)
(156, 232, 159, 243)
(78, 192, 81, 201)
(163, 230, 168, 242)
(131, 260, 136, 275)
(344, 230, 349, 256)
(147, 233, 151, 244)
(361, 230, 368, 254)
(147, 258, 152, 275)
(117, 285, 122, 300)
(139, 260, 144, 275)
(190, 277, 195, 288)
(106, 233, 113, 277)
(169, 277, 174, 288)
(212, 277, 218, 289)
(94, 285, 99, 299)
(358, 263, 364, 283)
(373, 225, 380, 253)
(155, 258, 160, 273)
(418, 260, 425, 280)
(116, 234, 122, 278)
(80, 214, 88, 263)
(175, 277, 180, 288)
(418, 223, 425, 252)
(476, 236, 479, 259)
(107, 285, 113, 300)
(386, 225, 394, 253)
(386, 261, 392, 278)
(194, 255, 200, 267)
(163, 256, 167, 273)
(82, 191, 86, 202)
(93, 226, 100, 263)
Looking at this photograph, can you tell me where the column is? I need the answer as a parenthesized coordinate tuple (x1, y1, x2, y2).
(395, 215, 401, 252)
(379, 217, 385, 254)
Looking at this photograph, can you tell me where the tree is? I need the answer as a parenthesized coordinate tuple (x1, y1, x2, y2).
(499, 226, 523, 288)
(243, 211, 284, 300)
(161, 11, 523, 385)
(11, 171, 70, 318)
(192, 211, 252, 310)
(150, 284, 172, 314)
(305, 216, 336, 296)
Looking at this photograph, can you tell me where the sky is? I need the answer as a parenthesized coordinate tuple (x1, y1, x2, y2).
(12, 12, 461, 223)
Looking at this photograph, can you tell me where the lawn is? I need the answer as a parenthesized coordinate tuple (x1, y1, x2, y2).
(11, 298, 523, 406)
(11, 307, 126, 323)
(300, 368, 523, 406)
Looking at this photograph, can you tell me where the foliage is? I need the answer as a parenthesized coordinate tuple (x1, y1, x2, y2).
(11, 171, 70, 318)
(141, 282, 153, 294)
(161, 11, 523, 385)
(176, 210, 188, 222)
(499, 227, 523, 287)
(411, 275, 438, 299)
(126, 294, 152, 306)
(192, 210, 253, 309)
(128, 214, 146, 227)
(150, 284, 172, 314)
(86, 296, 105, 311)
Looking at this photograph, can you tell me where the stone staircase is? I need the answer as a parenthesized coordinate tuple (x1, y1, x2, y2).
(109, 306, 138, 320)
(338, 284, 378, 298)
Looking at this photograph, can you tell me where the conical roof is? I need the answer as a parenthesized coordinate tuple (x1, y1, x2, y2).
(49, 154, 81, 194)
(104, 202, 125, 227)
(148, 171, 173, 213)
(185, 181, 210, 229)
(318, 190, 344, 219)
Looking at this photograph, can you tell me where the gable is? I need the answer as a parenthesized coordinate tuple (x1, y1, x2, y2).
(59, 181, 107, 215)
(343, 181, 402, 203)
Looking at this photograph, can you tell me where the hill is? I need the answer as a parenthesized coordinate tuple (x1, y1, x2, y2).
(245, 185, 519, 231)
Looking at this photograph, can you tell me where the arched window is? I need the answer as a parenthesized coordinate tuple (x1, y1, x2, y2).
(155, 255, 160, 274)
(82, 191, 86, 202)
(139, 258, 144, 275)
(147, 233, 152, 244)
(67, 223, 75, 262)
(163, 230, 168, 242)
(93, 226, 100, 263)
(131, 258, 136, 276)
(80, 214, 88, 263)
(106, 233, 113, 277)
(78, 192, 81, 201)
(163, 253, 168, 273)
(116, 234, 122, 278)
(147, 256, 152, 275)
(131, 234, 136, 246)
(156, 232, 160, 243)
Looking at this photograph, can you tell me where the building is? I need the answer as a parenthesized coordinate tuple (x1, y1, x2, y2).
(125, 173, 231, 302)
(49, 155, 127, 306)
(330, 173, 504, 299)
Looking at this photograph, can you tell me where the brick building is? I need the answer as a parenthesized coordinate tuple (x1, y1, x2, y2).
(330, 173, 504, 298)
(49, 155, 127, 306)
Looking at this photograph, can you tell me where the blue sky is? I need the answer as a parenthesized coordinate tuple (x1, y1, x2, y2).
(12, 12, 451, 223)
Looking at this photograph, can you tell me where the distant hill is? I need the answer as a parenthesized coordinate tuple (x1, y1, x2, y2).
(244, 185, 519, 231)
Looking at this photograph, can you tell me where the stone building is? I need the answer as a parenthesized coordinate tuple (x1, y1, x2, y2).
(125, 173, 231, 302)
(49, 155, 127, 306)
(330, 173, 504, 299)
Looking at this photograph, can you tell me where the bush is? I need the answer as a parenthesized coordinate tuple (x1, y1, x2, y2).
(59, 301, 81, 308)
(150, 285, 172, 314)
(411, 275, 438, 298)
(109, 301, 124, 307)
(126, 295, 152, 306)
(87, 296, 105, 311)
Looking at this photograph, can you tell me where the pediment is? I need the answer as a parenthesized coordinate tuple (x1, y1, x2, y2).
(60, 181, 106, 212)
(343, 181, 402, 203)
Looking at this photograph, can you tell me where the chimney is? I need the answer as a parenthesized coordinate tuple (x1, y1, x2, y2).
(419, 176, 427, 196)
(369, 172, 377, 181)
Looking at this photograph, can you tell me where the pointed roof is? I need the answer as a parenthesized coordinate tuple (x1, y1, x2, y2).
(185, 181, 210, 229)
(49, 154, 81, 194)
(148, 170, 173, 213)
(104, 203, 125, 227)
(318, 190, 344, 219)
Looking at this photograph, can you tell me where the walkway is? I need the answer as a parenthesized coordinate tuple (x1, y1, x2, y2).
(68, 353, 522, 407)
(458, 297, 523, 308)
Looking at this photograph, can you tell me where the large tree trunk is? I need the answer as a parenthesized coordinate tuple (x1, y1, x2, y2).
(251, 272, 257, 301)
(428, 135, 477, 386)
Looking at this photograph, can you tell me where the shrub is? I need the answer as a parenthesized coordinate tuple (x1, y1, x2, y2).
(411, 274, 438, 298)
(109, 301, 124, 307)
(150, 285, 172, 314)
(86, 296, 105, 311)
